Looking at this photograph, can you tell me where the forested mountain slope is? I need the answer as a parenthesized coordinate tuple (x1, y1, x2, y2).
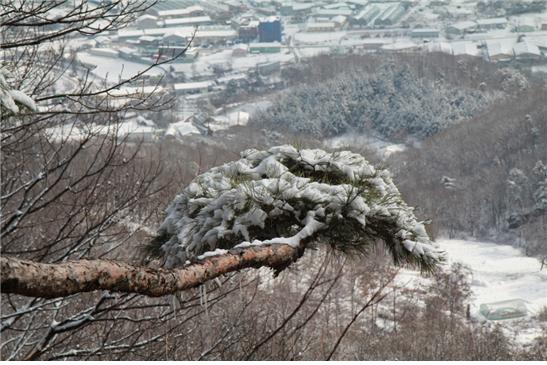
(258, 64, 490, 140)
(391, 87, 546, 257)
(254, 53, 534, 142)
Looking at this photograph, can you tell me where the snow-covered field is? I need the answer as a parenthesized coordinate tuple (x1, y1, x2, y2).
(323, 133, 407, 159)
(396, 238, 546, 343)
(438, 239, 546, 343)
(438, 239, 546, 314)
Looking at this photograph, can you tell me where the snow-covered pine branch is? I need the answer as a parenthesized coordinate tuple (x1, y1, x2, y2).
(1, 146, 442, 299)
(0, 67, 37, 114)
(156, 145, 442, 271)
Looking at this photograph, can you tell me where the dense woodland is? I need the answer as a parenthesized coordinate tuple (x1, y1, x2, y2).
(258, 63, 490, 139)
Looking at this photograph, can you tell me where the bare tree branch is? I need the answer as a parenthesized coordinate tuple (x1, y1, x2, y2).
(1, 244, 304, 298)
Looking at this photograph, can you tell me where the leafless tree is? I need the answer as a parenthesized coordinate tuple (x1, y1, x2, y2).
(0, 1, 203, 360)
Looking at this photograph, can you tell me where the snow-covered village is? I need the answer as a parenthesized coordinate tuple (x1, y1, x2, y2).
(1, 0, 546, 361)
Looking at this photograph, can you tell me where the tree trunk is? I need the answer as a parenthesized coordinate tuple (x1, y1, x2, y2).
(1, 244, 302, 298)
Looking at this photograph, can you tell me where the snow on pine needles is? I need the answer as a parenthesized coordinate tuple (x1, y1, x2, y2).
(156, 145, 441, 270)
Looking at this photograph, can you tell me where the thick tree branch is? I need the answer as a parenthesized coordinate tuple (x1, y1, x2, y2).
(0, 244, 303, 298)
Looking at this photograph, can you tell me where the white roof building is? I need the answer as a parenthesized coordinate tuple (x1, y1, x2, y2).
(119, 26, 237, 43)
(331, 15, 348, 26)
(306, 22, 337, 32)
(347, 0, 369, 6)
(513, 41, 542, 59)
(163, 16, 212, 27)
(173, 81, 214, 94)
(446, 21, 477, 35)
(427, 41, 453, 54)
(217, 73, 248, 84)
(135, 14, 158, 29)
(315, 8, 353, 17)
(487, 41, 515, 61)
(88, 48, 119, 57)
(451, 41, 481, 57)
(157, 6, 205, 19)
(165, 121, 201, 138)
(476, 17, 507, 29)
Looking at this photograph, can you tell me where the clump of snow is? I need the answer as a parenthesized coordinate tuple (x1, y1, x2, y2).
(0, 67, 37, 114)
(196, 249, 228, 260)
(157, 145, 440, 268)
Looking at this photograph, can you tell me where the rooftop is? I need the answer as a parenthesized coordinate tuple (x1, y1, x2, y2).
(173, 81, 214, 91)
(163, 16, 212, 26)
(157, 5, 204, 18)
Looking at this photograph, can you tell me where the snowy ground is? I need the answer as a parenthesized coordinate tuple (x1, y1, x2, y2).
(438, 239, 546, 343)
(400, 238, 547, 344)
(210, 98, 272, 132)
(323, 133, 407, 159)
(438, 239, 546, 313)
(77, 53, 166, 83)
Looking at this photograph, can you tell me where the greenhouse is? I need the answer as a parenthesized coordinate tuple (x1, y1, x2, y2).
(479, 299, 528, 320)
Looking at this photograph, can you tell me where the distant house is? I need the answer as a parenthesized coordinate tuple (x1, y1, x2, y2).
(446, 21, 477, 37)
(513, 41, 542, 60)
(350, 6, 381, 27)
(157, 6, 205, 19)
(163, 16, 213, 28)
(451, 41, 481, 57)
(476, 17, 507, 31)
(344, 38, 387, 50)
(306, 22, 337, 32)
(315, 8, 353, 18)
(331, 15, 348, 28)
(139, 35, 159, 45)
(217, 73, 248, 85)
(486, 41, 514, 62)
(238, 20, 259, 42)
(374, 4, 406, 26)
(426, 41, 453, 54)
(162, 33, 188, 47)
(347, 0, 370, 7)
(280, 2, 315, 16)
(94, 35, 110, 46)
(88, 48, 119, 58)
(135, 14, 158, 29)
(173, 81, 214, 94)
(165, 120, 202, 139)
(194, 29, 238, 45)
(381, 41, 421, 52)
(158, 46, 198, 63)
(257, 61, 281, 76)
(120, 25, 236, 44)
(186, 113, 213, 135)
(323, 2, 353, 10)
(514, 18, 537, 33)
(119, 47, 145, 63)
(232, 44, 249, 57)
(256, 6, 277, 16)
(411, 28, 440, 39)
(530, 38, 547, 52)
(249, 42, 282, 53)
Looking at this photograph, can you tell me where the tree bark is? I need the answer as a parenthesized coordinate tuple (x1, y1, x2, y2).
(1, 244, 302, 298)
